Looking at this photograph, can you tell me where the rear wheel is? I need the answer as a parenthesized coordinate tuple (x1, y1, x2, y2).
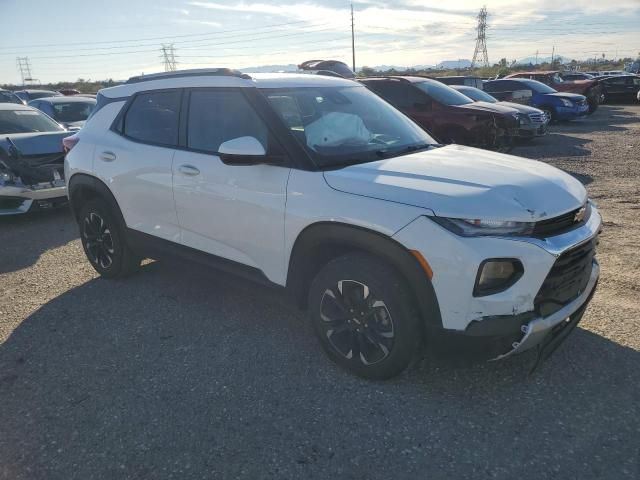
(79, 199, 141, 278)
(308, 253, 422, 380)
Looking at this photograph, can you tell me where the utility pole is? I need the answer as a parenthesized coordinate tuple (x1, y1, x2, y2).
(351, 3, 356, 73)
(471, 6, 489, 69)
(16, 57, 33, 86)
(535, 50, 539, 66)
(161, 44, 177, 72)
(551, 45, 555, 65)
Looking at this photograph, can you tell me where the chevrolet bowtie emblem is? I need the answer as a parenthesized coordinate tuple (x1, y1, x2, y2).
(574, 206, 587, 223)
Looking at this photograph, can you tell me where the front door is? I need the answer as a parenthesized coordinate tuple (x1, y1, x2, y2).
(172, 88, 290, 283)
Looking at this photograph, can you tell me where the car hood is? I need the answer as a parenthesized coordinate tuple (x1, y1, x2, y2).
(453, 101, 518, 115)
(545, 92, 586, 102)
(323, 145, 586, 222)
(498, 101, 544, 115)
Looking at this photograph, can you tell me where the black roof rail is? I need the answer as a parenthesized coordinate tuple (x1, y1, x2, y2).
(125, 68, 251, 84)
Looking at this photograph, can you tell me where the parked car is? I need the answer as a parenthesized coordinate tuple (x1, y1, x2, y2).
(360, 76, 520, 151)
(484, 78, 589, 122)
(597, 75, 640, 103)
(13, 89, 62, 104)
(560, 72, 594, 81)
(0, 89, 24, 105)
(435, 76, 484, 89)
(506, 71, 601, 113)
(450, 85, 549, 139)
(65, 68, 601, 379)
(28, 96, 96, 130)
(298, 59, 355, 78)
(58, 88, 81, 96)
(0, 103, 72, 215)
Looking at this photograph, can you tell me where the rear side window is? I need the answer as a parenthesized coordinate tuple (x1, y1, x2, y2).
(122, 90, 181, 146)
(187, 90, 269, 153)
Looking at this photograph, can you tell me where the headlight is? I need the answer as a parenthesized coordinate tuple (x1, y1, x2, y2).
(474, 259, 524, 296)
(561, 99, 573, 107)
(518, 113, 531, 124)
(429, 216, 535, 237)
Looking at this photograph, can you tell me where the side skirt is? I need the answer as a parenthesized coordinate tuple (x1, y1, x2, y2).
(125, 228, 283, 290)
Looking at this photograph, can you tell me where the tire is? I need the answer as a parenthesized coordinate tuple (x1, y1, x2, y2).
(308, 253, 422, 380)
(78, 199, 141, 279)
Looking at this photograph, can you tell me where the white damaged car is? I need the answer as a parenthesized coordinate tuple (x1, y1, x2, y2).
(65, 69, 601, 379)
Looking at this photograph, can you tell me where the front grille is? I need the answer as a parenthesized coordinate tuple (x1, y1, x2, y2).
(528, 112, 547, 124)
(532, 204, 590, 238)
(535, 238, 597, 317)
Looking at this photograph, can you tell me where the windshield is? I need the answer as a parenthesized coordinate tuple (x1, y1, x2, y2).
(0, 91, 23, 105)
(414, 81, 473, 106)
(0, 108, 64, 133)
(263, 85, 436, 168)
(52, 101, 95, 122)
(520, 79, 557, 94)
(456, 87, 497, 103)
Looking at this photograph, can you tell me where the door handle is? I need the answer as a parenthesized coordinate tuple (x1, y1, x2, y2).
(178, 164, 200, 176)
(99, 151, 116, 162)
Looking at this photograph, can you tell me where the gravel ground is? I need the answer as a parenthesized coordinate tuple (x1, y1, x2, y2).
(1, 105, 639, 480)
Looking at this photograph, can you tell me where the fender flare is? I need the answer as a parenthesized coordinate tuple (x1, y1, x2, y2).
(67, 173, 127, 230)
(286, 222, 443, 330)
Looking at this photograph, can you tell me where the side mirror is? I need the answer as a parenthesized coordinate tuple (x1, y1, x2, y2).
(218, 136, 268, 166)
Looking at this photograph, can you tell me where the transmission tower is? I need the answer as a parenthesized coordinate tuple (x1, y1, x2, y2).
(471, 6, 489, 69)
(16, 57, 33, 85)
(161, 44, 177, 72)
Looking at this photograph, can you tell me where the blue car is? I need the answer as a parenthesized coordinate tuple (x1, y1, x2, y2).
(484, 78, 589, 122)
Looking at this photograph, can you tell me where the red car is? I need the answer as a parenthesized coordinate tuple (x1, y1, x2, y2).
(506, 71, 601, 113)
(360, 76, 521, 151)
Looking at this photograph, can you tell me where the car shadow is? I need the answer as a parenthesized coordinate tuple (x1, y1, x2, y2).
(1, 261, 638, 478)
(514, 133, 593, 158)
(0, 207, 78, 274)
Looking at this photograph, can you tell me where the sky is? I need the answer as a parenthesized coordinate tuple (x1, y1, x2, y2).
(1, 0, 639, 84)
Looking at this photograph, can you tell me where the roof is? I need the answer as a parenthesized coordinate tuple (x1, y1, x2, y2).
(31, 96, 97, 104)
(506, 71, 558, 77)
(101, 70, 359, 98)
(359, 76, 433, 84)
(0, 103, 35, 111)
(13, 89, 60, 94)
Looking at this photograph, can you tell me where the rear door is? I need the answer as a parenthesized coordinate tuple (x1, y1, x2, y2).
(171, 88, 290, 283)
(92, 89, 182, 242)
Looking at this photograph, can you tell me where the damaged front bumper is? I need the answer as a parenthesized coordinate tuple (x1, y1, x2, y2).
(0, 180, 67, 215)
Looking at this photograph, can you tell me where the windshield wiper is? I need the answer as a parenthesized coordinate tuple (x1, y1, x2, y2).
(375, 143, 440, 159)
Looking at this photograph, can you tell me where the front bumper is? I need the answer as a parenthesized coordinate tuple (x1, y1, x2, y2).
(494, 260, 598, 359)
(555, 103, 589, 120)
(0, 183, 67, 215)
(393, 203, 602, 358)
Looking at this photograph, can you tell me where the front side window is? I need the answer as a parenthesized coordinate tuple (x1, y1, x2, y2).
(458, 87, 497, 103)
(187, 90, 269, 153)
(263, 85, 436, 168)
(123, 90, 181, 146)
(414, 81, 473, 106)
(0, 91, 23, 104)
(0, 108, 64, 134)
(519, 80, 556, 94)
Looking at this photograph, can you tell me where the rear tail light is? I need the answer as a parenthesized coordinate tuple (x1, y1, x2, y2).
(63, 134, 79, 153)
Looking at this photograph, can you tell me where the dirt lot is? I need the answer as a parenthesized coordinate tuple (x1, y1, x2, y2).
(1, 105, 639, 480)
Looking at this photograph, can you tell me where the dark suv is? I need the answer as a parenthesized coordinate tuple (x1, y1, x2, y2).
(360, 77, 520, 151)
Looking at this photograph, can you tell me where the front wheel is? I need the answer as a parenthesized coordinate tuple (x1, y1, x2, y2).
(541, 107, 556, 123)
(78, 199, 141, 279)
(308, 253, 422, 380)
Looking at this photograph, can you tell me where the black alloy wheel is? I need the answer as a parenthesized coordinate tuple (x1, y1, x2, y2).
(318, 279, 395, 366)
(309, 253, 423, 379)
(83, 211, 115, 270)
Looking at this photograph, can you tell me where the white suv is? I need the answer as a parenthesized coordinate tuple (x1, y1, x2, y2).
(65, 69, 601, 379)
